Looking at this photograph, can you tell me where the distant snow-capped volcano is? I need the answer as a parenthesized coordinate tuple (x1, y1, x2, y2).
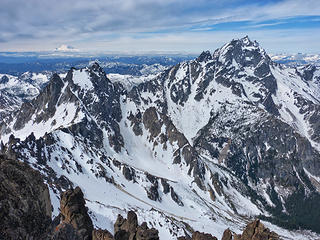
(54, 44, 79, 52)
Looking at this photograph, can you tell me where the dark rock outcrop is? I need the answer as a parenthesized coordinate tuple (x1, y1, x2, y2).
(221, 229, 233, 240)
(179, 219, 279, 240)
(114, 211, 159, 240)
(238, 219, 279, 240)
(136, 226, 159, 240)
(192, 231, 218, 240)
(51, 222, 82, 240)
(59, 186, 93, 240)
(0, 154, 52, 240)
(92, 229, 114, 240)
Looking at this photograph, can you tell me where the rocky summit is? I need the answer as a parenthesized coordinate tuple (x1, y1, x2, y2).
(1, 37, 320, 239)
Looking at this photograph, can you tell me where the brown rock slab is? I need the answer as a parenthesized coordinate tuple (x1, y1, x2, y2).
(60, 186, 93, 240)
(92, 229, 114, 240)
(239, 219, 279, 240)
(221, 228, 233, 240)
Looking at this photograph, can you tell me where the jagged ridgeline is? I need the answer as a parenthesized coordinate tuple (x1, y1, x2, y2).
(1, 36, 320, 239)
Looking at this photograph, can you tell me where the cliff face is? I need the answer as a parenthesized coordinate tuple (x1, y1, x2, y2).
(58, 186, 94, 240)
(0, 154, 52, 239)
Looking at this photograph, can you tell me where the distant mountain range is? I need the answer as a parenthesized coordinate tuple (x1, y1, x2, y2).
(270, 53, 320, 66)
(0, 54, 195, 75)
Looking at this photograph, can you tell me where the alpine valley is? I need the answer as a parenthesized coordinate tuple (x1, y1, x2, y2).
(1, 37, 320, 239)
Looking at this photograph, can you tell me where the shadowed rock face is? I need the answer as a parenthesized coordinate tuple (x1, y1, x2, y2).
(51, 222, 82, 240)
(59, 186, 93, 240)
(114, 211, 159, 240)
(0, 154, 52, 240)
(92, 229, 114, 240)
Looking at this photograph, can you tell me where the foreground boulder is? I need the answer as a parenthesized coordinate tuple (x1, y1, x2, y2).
(114, 211, 159, 240)
(0, 154, 52, 239)
(52, 222, 82, 240)
(221, 229, 232, 240)
(92, 229, 114, 240)
(58, 186, 94, 240)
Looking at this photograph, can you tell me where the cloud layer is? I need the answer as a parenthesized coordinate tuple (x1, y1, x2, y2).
(1, 0, 319, 53)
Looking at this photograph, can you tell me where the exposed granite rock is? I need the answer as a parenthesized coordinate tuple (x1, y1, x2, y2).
(114, 214, 126, 234)
(192, 231, 218, 240)
(136, 226, 159, 240)
(114, 211, 138, 239)
(221, 229, 233, 240)
(239, 219, 279, 240)
(92, 229, 114, 240)
(59, 186, 93, 240)
(114, 211, 159, 240)
(0, 154, 52, 240)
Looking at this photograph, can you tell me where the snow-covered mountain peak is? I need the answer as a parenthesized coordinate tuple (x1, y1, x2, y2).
(88, 61, 105, 74)
(214, 36, 270, 69)
(196, 50, 213, 63)
(0, 75, 9, 84)
(240, 35, 258, 47)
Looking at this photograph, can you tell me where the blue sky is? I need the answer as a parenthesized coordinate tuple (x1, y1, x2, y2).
(0, 0, 319, 54)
